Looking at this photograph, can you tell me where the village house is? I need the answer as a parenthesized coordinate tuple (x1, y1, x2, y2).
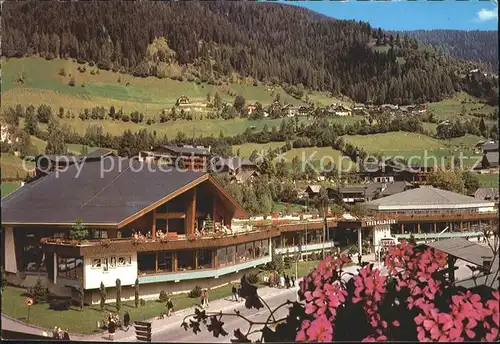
(473, 188, 499, 203)
(139, 145, 211, 171)
(175, 95, 190, 106)
(214, 157, 260, 184)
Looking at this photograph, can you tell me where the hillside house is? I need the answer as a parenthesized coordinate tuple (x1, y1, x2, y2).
(473, 188, 499, 203)
(139, 145, 211, 171)
(176, 95, 190, 106)
(214, 157, 259, 184)
(336, 181, 411, 204)
(246, 104, 257, 115)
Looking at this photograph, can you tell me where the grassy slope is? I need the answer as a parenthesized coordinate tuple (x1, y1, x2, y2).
(428, 92, 497, 124)
(1, 153, 35, 180)
(2, 57, 340, 115)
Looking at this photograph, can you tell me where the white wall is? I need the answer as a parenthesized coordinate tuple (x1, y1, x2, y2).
(372, 224, 392, 249)
(4, 227, 17, 273)
(84, 252, 138, 290)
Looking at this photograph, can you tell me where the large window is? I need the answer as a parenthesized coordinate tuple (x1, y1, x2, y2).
(227, 246, 235, 265)
(92, 229, 108, 239)
(236, 244, 246, 263)
(177, 251, 195, 271)
(217, 247, 227, 267)
(57, 256, 83, 280)
(158, 252, 173, 273)
(138, 253, 156, 275)
(23, 245, 46, 273)
(197, 249, 212, 269)
(261, 239, 269, 256)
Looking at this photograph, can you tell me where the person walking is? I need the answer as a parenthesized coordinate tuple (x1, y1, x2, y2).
(200, 289, 206, 308)
(232, 284, 238, 302)
(166, 297, 174, 316)
(108, 316, 116, 341)
(206, 289, 210, 307)
(123, 311, 130, 329)
(291, 275, 296, 287)
(357, 253, 362, 266)
(62, 330, 70, 340)
(279, 275, 285, 289)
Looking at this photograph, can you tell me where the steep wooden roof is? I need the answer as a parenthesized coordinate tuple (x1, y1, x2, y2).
(2, 157, 249, 227)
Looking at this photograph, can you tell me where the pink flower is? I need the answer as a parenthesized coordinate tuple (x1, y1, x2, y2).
(305, 315, 333, 342)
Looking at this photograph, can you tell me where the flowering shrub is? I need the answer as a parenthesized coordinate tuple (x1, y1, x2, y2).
(181, 240, 499, 342)
(100, 239, 111, 247)
(40, 237, 48, 244)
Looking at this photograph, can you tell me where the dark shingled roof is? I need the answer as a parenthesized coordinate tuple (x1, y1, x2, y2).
(424, 238, 493, 266)
(159, 145, 210, 156)
(85, 148, 115, 159)
(2, 157, 206, 225)
(483, 142, 499, 153)
(215, 157, 256, 171)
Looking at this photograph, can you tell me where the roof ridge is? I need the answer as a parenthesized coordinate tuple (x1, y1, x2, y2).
(430, 187, 458, 204)
(80, 162, 131, 208)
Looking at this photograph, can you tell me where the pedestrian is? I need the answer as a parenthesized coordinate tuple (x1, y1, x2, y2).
(291, 275, 296, 287)
(231, 283, 238, 302)
(284, 275, 289, 289)
(206, 289, 210, 307)
(62, 330, 70, 340)
(52, 326, 59, 339)
(358, 254, 362, 266)
(166, 297, 174, 316)
(108, 316, 116, 341)
(237, 284, 242, 302)
(279, 275, 285, 289)
(200, 289, 206, 308)
(477, 234, 481, 243)
(123, 311, 130, 328)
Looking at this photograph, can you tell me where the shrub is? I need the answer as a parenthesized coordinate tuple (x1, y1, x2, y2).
(49, 299, 70, 311)
(134, 278, 140, 308)
(159, 290, 168, 302)
(88, 61, 95, 67)
(246, 272, 260, 285)
(90, 70, 96, 75)
(31, 278, 48, 304)
(100, 282, 106, 311)
(188, 285, 202, 298)
(122, 114, 130, 122)
(140, 298, 146, 307)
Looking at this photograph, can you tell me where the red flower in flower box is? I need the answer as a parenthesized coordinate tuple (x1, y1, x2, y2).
(40, 237, 48, 244)
(71, 240, 78, 246)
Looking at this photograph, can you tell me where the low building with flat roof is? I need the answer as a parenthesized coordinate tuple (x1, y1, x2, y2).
(361, 186, 498, 254)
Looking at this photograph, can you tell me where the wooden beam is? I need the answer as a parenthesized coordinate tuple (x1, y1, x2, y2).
(152, 209, 157, 239)
(417, 223, 421, 234)
(213, 251, 218, 269)
(186, 188, 196, 235)
(434, 222, 437, 233)
(156, 212, 185, 219)
(173, 252, 178, 272)
(155, 252, 158, 272)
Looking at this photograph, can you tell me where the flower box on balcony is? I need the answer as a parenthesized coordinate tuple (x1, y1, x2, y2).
(101, 239, 111, 247)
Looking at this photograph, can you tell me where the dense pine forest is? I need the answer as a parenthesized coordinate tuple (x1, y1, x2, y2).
(2, 1, 497, 105)
(401, 30, 498, 72)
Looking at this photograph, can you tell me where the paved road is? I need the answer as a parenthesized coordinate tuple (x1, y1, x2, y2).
(150, 287, 299, 343)
(129, 265, 362, 343)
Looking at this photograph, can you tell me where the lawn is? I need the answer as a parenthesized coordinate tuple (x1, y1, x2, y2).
(342, 132, 445, 152)
(428, 92, 497, 124)
(476, 174, 500, 188)
(2, 57, 329, 117)
(1, 282, 256, 334)
(1, 153, 35, 181)
(1, 182, 22, 198)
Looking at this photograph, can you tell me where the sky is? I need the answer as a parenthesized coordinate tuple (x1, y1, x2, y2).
(277, 0, 498, 31)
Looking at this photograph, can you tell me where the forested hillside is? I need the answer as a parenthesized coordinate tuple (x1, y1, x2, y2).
(402, 30, 498, 72)
(1, 1, 496, 105)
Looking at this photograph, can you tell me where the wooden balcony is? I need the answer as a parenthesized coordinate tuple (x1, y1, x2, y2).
(40, 226, 281, 255)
